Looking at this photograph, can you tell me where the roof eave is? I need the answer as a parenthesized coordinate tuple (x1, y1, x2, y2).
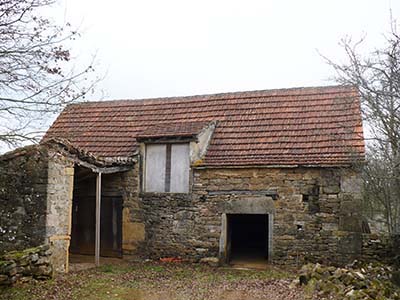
(192, 163, 363, 169)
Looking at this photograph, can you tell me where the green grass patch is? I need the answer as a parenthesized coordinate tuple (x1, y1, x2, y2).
(218, 267, 293, 281)
(73, 278, 144, 300)
(99, 264, 118, 273)
(142, 264, 165, 272)
(0, 286, 31, 300)
(98, 264, 133, 275)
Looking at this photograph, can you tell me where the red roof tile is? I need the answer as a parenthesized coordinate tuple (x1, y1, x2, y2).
(136, 121, 212, 141)
(42, 85, 365, 166)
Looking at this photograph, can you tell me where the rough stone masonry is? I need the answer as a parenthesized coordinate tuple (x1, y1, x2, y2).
(0, 143, 395, 272)
(0, 146, 49, 253)
(138, 166, 370, 266)
(0, 145, 74, 273)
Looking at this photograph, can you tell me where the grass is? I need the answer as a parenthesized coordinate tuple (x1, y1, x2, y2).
(0, 261, 301, 300)
(1, 274, 143, 300)
(69, 278, 143, 300)
(142, 264, 165, 272)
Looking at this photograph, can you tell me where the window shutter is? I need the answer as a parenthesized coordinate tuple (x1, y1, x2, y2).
(145, 144, 166, 192)
(170, 144, 190, 193)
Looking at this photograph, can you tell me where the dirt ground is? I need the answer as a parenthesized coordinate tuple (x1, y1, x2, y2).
(0, 260, 314, 300)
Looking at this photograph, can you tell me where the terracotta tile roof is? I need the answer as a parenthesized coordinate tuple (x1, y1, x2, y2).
(136, 121, 212, 141)
(43, 85, 365, 167)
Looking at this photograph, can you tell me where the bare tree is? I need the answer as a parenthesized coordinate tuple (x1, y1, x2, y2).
(325, 18, 400, 233)
(0, 0, 97, 148)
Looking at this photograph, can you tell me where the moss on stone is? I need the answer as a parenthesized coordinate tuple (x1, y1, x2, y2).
(1, 246, 41, 261)
(0, 260, 12, 267)
(299, 262, 400, 300)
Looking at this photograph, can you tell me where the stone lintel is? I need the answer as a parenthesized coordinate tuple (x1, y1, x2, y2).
(224, 196, 275, 215)
(208, 190, 278, 200)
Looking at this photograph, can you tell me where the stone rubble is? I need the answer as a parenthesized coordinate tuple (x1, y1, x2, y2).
(297, 261, 400, 299)
(200, 257, 219, 267)
(0, 244, 53, 286)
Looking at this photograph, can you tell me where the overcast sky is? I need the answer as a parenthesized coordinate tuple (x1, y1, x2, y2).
(50, 0, 400, 101)
(0, 0, 398, 154)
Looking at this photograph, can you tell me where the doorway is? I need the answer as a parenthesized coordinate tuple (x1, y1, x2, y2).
(69, 166, 122, 258)
(227, 214, 269, 265)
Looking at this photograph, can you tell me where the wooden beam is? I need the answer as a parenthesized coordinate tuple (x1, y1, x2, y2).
(95, 172, 102, 267)
(74, 172, 96, 183)
(75, 159, 134, 174)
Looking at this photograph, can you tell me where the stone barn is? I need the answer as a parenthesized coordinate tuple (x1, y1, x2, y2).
(0, 85, 367, 272)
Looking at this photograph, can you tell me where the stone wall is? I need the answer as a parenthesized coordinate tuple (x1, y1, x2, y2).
(0, 143, 370, 268)
(45, 151, 74, 273)
(0, 146, 49, 253)
(360, 234, 391, 263)
(0, 143, 145, 271)
(361, 234, 400, 265)
(139, 167, 365, 266)
(0, 245, 52, 286)
(140, 192, 202, 259)
(117, 164, 145, 255)
(0, 145, 75, 273)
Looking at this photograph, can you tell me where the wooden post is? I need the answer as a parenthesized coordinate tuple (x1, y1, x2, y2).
(95, 172, 102, 267)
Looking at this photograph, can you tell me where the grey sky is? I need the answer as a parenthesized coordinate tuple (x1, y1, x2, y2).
(1, 0, 398, 154)
(51, 0, 400, 100)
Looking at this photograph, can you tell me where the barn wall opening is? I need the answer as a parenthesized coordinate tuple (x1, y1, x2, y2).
(69, 166, 122, 260)
(227, 214, 269, 264)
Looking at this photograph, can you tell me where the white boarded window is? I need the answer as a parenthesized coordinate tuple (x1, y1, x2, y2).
(145, 144, 166, 192)
(145, 143, 190, 193)
(170, 144, 190, 193)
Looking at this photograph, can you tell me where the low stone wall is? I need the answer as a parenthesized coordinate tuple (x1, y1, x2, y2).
(0, 245, 52, 286)
(361, 234, 400, 265)
(361, 234, 390, 263)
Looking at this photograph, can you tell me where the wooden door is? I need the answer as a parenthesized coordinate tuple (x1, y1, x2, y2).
(70, 196, 95, 255)
(100, 196, 122, 257)
(70, 196, 122, 257)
